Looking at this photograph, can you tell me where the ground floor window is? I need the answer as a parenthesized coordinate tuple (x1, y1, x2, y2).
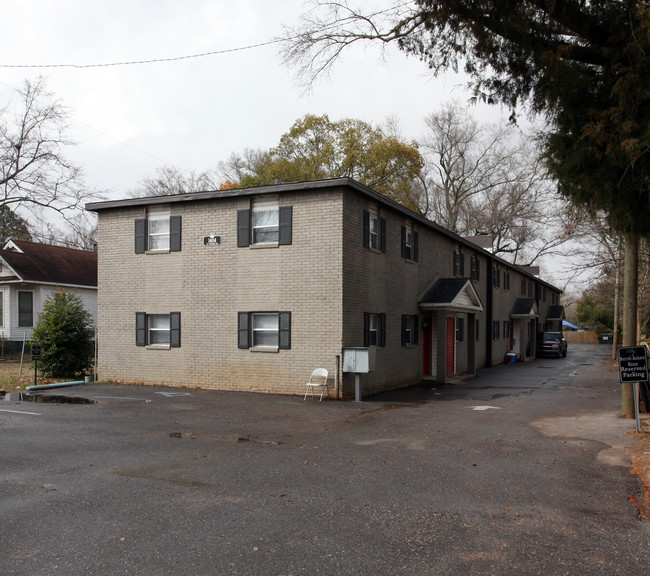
(401, 314, 419, 345)
(364, 312, 386, 347)
(18, 291, 33, 327)
(238, 311, 291, 350)
(136, 312, 181, 347)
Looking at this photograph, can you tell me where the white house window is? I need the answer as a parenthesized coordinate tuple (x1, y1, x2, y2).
(148, 208, 171, 251)
(18, 291, 33, 327)
(252, 199, 279, 244)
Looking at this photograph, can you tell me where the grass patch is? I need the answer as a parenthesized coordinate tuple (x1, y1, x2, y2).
(0, 360, 68, 391)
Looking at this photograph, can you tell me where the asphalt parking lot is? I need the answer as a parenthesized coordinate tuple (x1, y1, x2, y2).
(1, 343, 649, 575)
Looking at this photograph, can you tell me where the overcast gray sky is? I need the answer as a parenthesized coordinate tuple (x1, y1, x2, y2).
(1, 0, 509, 199)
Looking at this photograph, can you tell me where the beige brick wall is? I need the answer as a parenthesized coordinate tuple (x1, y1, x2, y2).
(96, 191, 344, 396)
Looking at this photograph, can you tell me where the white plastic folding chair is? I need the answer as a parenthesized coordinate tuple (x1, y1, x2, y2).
(304, 368, 329, 401)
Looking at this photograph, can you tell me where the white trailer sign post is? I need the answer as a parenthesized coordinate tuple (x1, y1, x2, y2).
(617, 346, 649, 433)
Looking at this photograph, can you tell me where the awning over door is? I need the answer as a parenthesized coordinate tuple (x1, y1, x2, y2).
(510, 298, 539, 319)
(547, 305, 565, 321)
(418, 278, 484, 313)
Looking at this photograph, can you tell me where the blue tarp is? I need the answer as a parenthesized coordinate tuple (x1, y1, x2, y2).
(562, 320, 579, 331)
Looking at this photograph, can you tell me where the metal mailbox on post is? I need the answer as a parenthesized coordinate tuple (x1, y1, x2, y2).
(342, 347, 376, 402)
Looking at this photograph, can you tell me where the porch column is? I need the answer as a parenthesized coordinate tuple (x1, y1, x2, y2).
(436, 310, 448, 384)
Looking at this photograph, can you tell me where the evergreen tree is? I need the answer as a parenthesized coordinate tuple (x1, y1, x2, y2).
(31, 291, 95, 378)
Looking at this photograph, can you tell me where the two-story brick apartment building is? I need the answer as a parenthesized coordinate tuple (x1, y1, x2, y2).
(87, 177, 563, 399)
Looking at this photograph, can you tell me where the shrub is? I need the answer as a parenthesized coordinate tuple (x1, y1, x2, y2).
(31, 291, 95, 378)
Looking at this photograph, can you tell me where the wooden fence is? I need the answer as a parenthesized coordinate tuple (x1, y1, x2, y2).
(563, 331, 599, 344)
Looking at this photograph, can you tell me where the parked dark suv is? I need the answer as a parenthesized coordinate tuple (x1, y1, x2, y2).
(536, 332, 568, 358)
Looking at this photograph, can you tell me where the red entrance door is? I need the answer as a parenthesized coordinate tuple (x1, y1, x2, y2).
(446, 317, 455, 375)
(422, 315, 432, 376)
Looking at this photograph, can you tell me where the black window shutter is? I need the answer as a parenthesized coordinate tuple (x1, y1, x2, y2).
(380, 218, 386, 253)
(379, 313, 386, 347)
(363, 211, 370, 248)
(170, 312, 181, 347)
(135, 219, 146, 254)
(169, 216, 182, 252)
(238, 312, 250, 349)
(401, 226, 407, 258)
(136, 312, 146, 346)
(237, 210, 250, 248)
(460, 254, 465, 276)
(279, 312, 291, 349)
(363, 312, 370, 347)
(278, 206, 293, 245)
(413, 231, 419, 262)
(476, 258, 480, 281)
(453, 252, 459, 275)
(401, 315, 407, 346)
(413, 315, 419, 345)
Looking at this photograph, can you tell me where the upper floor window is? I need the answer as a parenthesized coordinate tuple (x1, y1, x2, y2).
(148, 208, 170, 251)
(503, 270, 510, 290)
(135, 208, 181, 253)
(453, 250, 465, 276)
(470, 257, 480, 281)
(493, 265, 500, 288)
(252, 199, 279, 244)
(401, 223, 419, 261)
(237, 199, 292, 247)
(363, 209, 386, 253)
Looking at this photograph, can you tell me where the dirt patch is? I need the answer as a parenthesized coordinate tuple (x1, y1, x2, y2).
(626, 413, 650, 520)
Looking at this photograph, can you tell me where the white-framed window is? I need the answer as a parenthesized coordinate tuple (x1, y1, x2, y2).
(252, 198, 279, 244)
(18, 291, 33, 327)
(401, 314, 419, 346)
(148, 208, 171, 251)
(368, 210, 379, 250)
(368, 313, 379, 346)
(148, 314, 170, 345)
(401, 222, 418, 261)
(238, 311, 291, 350)
(135, 208, 181, 254)
(252, 313, 280, 347)
(364, 312, 386, 347)
(136, 312, 181, 348)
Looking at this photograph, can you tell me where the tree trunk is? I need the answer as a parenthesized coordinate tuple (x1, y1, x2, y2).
(612, 236, 622, 362)
(621, 232, 639, 418)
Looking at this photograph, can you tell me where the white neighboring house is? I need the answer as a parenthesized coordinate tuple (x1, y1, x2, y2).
(0, 240, 97, 350)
